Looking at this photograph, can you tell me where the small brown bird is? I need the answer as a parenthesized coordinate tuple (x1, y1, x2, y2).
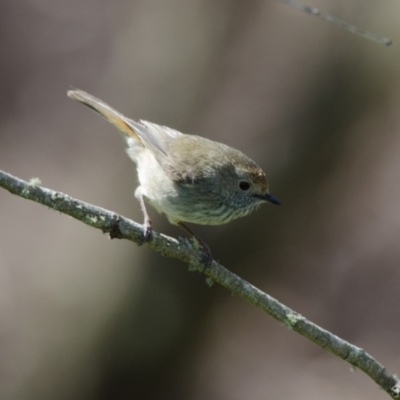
(68, 90, 280, 264)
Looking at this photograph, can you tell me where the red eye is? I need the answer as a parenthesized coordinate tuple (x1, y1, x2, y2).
(239, 181, 250, 191)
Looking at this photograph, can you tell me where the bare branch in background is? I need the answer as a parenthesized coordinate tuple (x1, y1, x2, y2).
(280, 0, 392, 45)
(1, 169, 399, 398)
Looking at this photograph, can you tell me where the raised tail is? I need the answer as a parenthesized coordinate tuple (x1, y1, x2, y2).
(67, 89, 138, 139)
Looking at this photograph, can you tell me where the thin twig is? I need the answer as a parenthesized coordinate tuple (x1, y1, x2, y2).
(279, 0, 392, 46)
(0, 169, 399, 398)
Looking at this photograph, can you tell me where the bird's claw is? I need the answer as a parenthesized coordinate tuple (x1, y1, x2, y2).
(198, 241, 213, 271)
(140, 221, 153, 245)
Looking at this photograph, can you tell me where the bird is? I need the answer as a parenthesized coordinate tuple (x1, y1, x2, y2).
(68, 89, 280, 266)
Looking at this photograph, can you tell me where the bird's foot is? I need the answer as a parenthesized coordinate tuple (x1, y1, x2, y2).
(139, 218, 153, 245)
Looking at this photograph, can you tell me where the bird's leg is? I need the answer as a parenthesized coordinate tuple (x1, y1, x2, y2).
(135, 188, 152, 243)
(178, 222, 213, 269)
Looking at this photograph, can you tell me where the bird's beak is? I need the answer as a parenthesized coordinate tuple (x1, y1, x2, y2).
(266, 193, 281, 205)
(255, 192, 281, 205)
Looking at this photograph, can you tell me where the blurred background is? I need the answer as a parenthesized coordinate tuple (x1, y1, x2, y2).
(1, 0, 399, 399)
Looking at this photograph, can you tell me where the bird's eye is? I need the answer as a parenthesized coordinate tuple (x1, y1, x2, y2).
(239, 181, 250, 191)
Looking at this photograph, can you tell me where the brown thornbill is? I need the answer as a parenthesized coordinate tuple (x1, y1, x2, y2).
(68, 89, 280, 266)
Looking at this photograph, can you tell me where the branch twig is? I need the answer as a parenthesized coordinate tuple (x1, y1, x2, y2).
(279, 0, 392, 46)
(1, 169, 399, 398)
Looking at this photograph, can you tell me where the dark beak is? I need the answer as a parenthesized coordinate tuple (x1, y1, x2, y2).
(255, 193, 281, 205)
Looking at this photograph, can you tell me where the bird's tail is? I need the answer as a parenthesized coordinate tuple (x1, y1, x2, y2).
(67, 89, 138, 139)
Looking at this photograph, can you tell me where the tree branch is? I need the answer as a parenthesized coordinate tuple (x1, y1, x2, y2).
(1, 169, 399, 398)
(279, 0, 392, 46)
